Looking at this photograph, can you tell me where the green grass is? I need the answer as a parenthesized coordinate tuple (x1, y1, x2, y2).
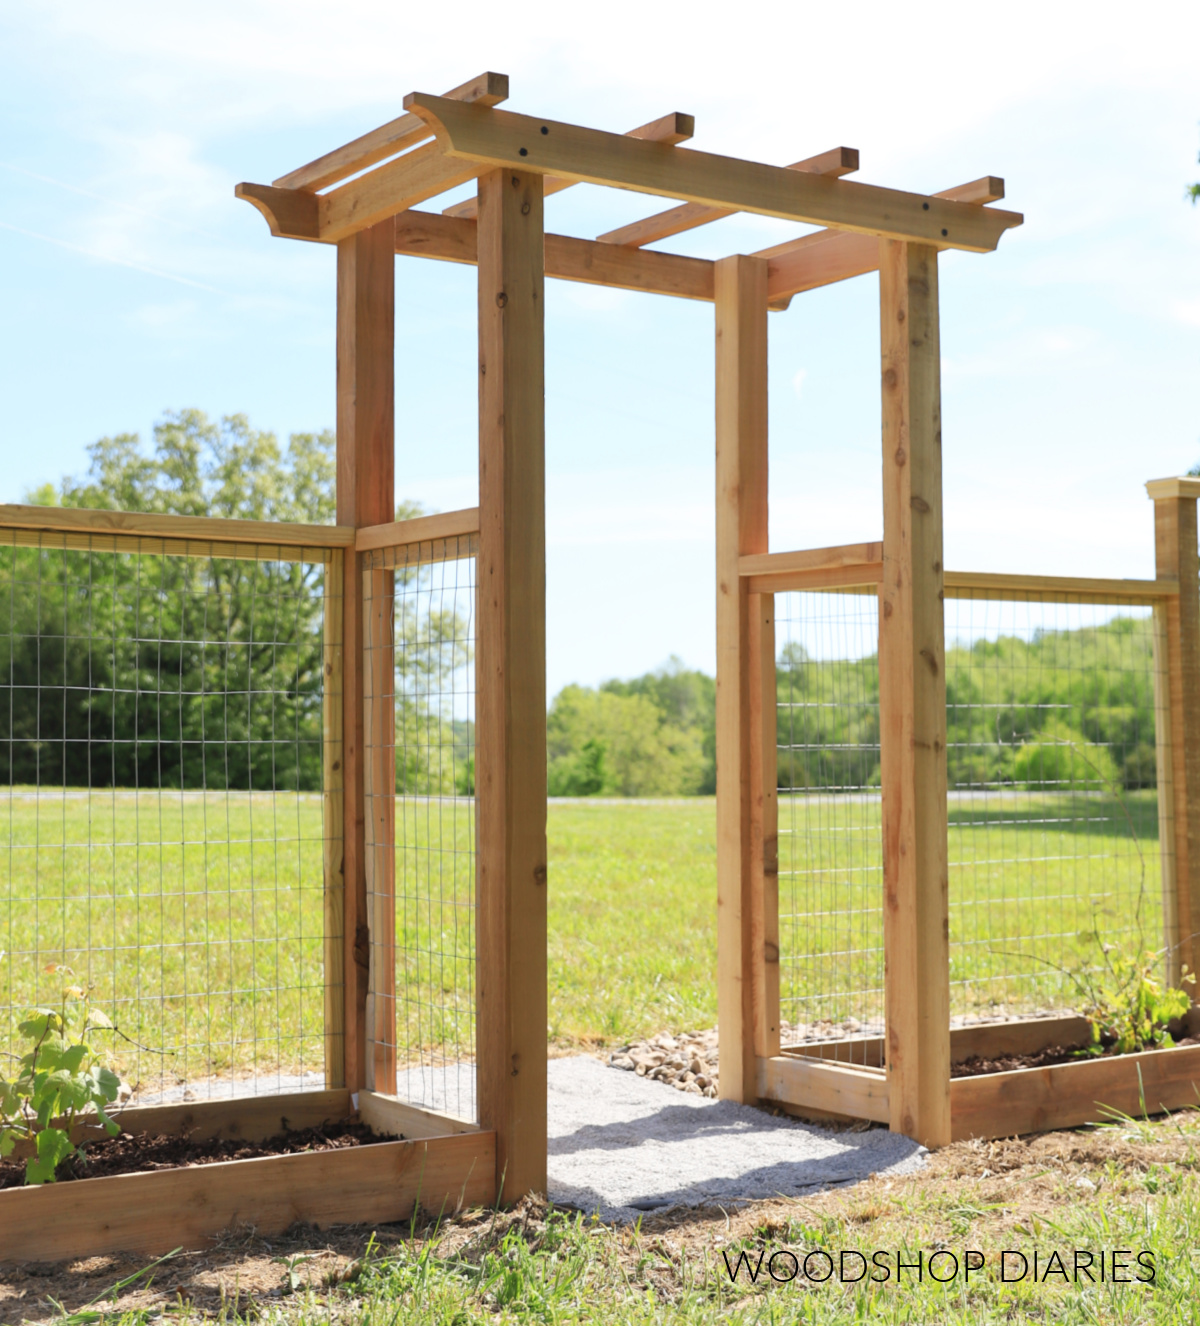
(0, 789, 1167, 1084)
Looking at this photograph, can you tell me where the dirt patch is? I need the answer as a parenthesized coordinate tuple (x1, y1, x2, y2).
(951, 1033, 1200, 1077)
(0, 1120, 387, 1190)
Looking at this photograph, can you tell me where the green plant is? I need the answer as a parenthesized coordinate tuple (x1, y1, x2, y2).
(1080, 944, 1194, 1055)
(0, 970, 122, 1184)
(1012, 718, 1121, 791)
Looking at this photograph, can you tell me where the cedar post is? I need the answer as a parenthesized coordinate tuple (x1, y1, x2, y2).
(877, 239, 951, 1147)
(322, 548, 346, 1086)
(1148, 483, 1200, 989)
(475, 167, 548, 1198)
(715, 254, 778, 1103)
(336, 219, 395, 1094)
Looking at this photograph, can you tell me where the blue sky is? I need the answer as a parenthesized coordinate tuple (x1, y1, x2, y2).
(2, 2, 1198, 695)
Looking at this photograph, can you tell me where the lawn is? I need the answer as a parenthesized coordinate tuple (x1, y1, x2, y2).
(0, 788, 1166, 1088)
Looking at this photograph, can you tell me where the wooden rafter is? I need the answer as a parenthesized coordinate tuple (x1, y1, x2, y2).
(595, 147, 859, 249)
(761, 178, 1007, 308)
(403, 94, 1022, 251)
(444, 112, 695, 220)
(274, 72, 508, 193)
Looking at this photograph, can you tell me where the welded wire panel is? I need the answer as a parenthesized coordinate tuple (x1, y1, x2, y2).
(945, 594, 1164, 1016)
(775, 588, 883, 1062)
(0, 530, 335, 1099)
(363, 537, 476, 1121)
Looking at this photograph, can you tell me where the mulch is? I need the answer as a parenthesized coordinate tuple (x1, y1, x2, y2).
(0, 1120, 387, 1191)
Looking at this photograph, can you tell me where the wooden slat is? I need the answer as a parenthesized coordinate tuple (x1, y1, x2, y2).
(363, 564, 396, 1093)
(337, 220, 396, 1094)
(359, 1090, 480, 1140)
(275, 72, 509, 193)
(757, 1055, 890, 1123)
(739, 541, 882, 579)
(395, 208, 716, 301)
(404, 95, 1023, 253)
(951, 1043, 1200, 1141)
(319, 143, 480, 243)
(943, 571, 1178, 603)
(763, 179, 1006, 309)
(0, 526, 336, 564)
(445, 112, 695, 220)
(475, 167, 549, 1201)
(751, 591, 780, 1060)
(0, 1130, 495, 1261)
(1153, 602, 1182, 986)
(745, 562, 883, 595)
(0, 502, 353, 548)
(714, 254, 770, 1105)
(324, 549, 346, 1088)
(1153, 493, 1200, 987)
(356, 506, 481, 552)
(596, 146, 859, 249)
(878, 238, 951, 1148)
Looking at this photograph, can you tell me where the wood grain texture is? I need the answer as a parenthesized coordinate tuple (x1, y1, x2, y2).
(1153, 495, 1200, 986)
(757, 1056, 890, 1123)
(359, 1091, 480, 1140)
(878, 239, 951, 1148)
(275, 72, 508, 193)
(405, 96, 1022, 253)
(234, 183, 321, 240)
(1147, 477, 1200, 501)
(739, 542, 882, 578)
(943, 571, 1176, 603)
(0, 1131, 496, 1262)
(950, 1044, 1200, 1141)
(475, 168, 549, 1200)
(1153, 602, 1182, 986)
(714, 255, 770, 1105)
(596, 146, 859, 249)
(393, 209, 715, 302)
(750, 591, 780, 1059)
(323, 549, 346, 1087)
(0, 503, 353, 548)
(356, 507, 481, 551)
(320, 143, 480, 243)
(336, 221, 396, 1094)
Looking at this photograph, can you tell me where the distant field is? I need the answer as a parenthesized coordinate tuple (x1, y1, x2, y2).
(0, 789, 1164, 1087)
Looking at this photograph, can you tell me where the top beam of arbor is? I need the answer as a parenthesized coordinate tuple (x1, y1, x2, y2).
(242, 77, 1022, 260)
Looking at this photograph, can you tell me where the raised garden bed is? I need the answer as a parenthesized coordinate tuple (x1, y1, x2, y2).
(0, 1089, 494, 1263)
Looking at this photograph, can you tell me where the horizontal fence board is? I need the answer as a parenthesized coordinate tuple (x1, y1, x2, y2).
(0, 502, 353, 553)
(944, 571, 1178, 603)
(356, 507, 481, 552)
(757, 1054, 890, 1122)
(359, 1090, 480, 1140)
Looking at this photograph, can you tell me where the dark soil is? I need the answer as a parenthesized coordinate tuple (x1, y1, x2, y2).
(951, 1033, 1200, 1078)
(0, 1119, 390, 1190)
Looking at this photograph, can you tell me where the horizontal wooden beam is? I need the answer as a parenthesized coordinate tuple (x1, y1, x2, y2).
(1147, 477, 1200, 501)
(944, 570, 1179, 603)
(596, 146, 859, 249)
(0, 1129, 495, 1260)
(275, 72, 509, 193)
(763, 178, 1008, 308)
(404, 94, 1022, 253)
(444, 112, 695, 220)
(0, 502, 354, 552)
(745, 560, 883, 595)
(739, 540, 881, 579)
(951, 1042, 1200, 1141)
(757, 1054, 890, 1123)
(395, 208, 715, 301)
(356, 506, 481, 552)
(358, 1090, 480, 1140)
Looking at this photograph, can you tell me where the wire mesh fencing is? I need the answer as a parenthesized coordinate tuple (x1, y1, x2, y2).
(0, 529, 337, 1100)
(944, 592, 1165, 1018)
(775, 588, 883, 1061)
(362, 536, 477, 1121)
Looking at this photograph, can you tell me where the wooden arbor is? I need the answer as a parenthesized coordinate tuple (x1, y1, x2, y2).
(237, 71, 1025, 1176)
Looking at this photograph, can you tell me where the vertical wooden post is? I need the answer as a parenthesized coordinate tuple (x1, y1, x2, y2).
(363, 562, 396, 1092)
(715, 254, 777, 1103)
(475, 167, 547, 1199)
(1149, 484, 1200, 988)
(877, 239, 951, 1148)
(1151, 603, 1180, 986)
(336, 219, 395, 1094)
(322, 548, 346, 1087)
